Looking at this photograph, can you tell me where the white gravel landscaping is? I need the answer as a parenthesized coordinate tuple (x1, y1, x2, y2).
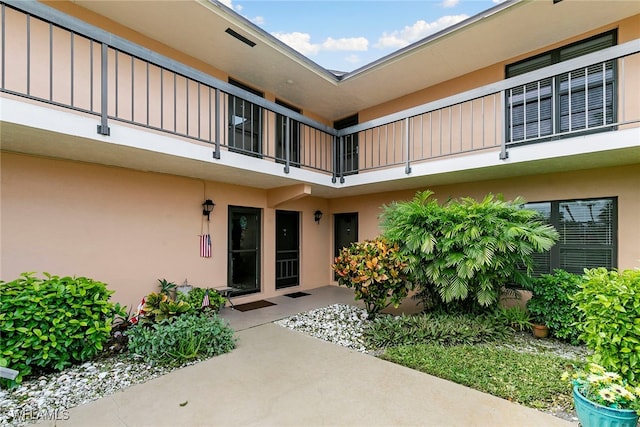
(0, 355, 203, 427)
(274, 304, 370, 353)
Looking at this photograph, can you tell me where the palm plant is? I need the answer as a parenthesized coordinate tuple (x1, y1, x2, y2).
(380, 190, 559, 313)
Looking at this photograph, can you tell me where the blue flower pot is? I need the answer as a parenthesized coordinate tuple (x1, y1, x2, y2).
(573, 386, 639, 427)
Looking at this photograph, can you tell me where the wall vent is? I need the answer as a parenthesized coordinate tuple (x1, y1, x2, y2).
(225, 28, 256, 47)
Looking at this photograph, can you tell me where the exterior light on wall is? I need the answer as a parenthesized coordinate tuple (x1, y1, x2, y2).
(202, 199, 216, 221)
(313, 210, 323, 224)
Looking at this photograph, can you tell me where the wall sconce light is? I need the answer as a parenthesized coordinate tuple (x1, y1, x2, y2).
(313, 210, 323, 224)
(202, 199, 215, 221)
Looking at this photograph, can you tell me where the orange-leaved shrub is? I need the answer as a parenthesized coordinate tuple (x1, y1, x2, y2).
(332, 237, 413, 318)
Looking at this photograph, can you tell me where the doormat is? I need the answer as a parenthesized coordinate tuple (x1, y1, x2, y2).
(234, 300, 277, 312)
(284, 292, 310, 298)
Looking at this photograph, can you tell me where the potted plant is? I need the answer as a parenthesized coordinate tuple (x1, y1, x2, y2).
(525, 273, 564, 339)
(566, 363, 640, 427)
(176, 278, 192, 297)
(526, 281, 549, 338)
(531, 321, 549, 338)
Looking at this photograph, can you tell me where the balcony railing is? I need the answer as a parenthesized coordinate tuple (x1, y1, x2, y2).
(2, 1, 639, 185)
(335, 40, 640, 181)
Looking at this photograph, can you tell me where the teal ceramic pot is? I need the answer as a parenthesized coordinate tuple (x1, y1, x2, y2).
(573, 386, 639, 427)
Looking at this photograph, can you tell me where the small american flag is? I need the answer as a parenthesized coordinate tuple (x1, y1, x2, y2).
(200, 233, 212, 257)
(130, 296, 146, 325)
(201, 289, 210, 309)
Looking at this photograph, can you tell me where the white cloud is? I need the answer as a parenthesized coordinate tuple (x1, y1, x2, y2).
(251, 16, 265, 25)
(217, 0, 244, 13)
(322, 37, 368, 52)
(272, 32, 321, 55)
(441, 0, 460, 8)
(374, 15, 468, 49)
(272, 32, 368, 56)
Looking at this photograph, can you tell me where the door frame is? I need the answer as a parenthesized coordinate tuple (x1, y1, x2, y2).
(275, 210, 300, 290)
(227, 206, 261, 296)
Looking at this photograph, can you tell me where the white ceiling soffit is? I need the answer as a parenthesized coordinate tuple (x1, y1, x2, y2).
(69, 0, 640, 121)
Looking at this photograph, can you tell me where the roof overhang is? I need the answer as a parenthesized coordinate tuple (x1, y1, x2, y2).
(65, 0, 640, 121)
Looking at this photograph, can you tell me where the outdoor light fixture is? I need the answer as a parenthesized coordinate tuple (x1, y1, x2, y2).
(202, 199, 215, 221)
(313, 210, 323, 224)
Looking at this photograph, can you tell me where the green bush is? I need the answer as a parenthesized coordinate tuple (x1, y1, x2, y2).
(177, 287, 227, 313)
(141, 292, 191, 324)
(380, 190, 559, 313)
(364, 312, 510, 349)
(332, 237, 413, 319)
(127, 313, 236, 366)
(0, 273, 123, 387)
(571, 267, 640, 384)
(527, 269, 584, 344)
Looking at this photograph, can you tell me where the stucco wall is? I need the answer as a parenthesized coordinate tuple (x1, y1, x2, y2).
(329, 164, 640, 277)
(0, 152, 331, 309)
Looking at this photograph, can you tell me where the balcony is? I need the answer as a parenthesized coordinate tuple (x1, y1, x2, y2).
(1, 1, 639, 197)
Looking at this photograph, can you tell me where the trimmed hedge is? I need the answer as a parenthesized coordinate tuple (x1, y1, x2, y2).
(0, 273, 123, 387)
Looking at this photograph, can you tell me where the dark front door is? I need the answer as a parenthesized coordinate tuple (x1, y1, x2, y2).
(275, 210, 300, 289)
(228, 206, 261, 295)
(334, 213, 358, 279)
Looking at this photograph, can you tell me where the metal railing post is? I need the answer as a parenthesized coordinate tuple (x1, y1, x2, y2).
(499, 89, 508, 160)
(404, 117, 412, 174)
(331, 135, 337, 183)
(339, 136, 345, 184)
(284, 116, 290, 174)
(213, 88, 221, 159)
(97, 43, 110, 135)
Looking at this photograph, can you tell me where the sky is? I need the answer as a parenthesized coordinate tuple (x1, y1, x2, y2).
(217, 0, 506, 72)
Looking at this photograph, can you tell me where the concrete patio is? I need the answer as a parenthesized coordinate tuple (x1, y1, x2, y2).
(41, 286, 575, 426)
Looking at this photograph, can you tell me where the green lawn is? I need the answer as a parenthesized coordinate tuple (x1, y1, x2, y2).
(381, 343, 580, 412)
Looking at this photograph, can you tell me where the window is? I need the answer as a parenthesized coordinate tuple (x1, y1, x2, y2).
(525, 197, 617, 276)
(275, 99, 300, 167)
(228, 79, 263, 157)
(505, 31, 616, 144)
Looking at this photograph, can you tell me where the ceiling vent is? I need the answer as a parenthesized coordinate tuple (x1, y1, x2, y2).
(225, 28, 256, 47)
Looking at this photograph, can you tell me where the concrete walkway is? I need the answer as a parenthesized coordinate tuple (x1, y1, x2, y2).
(42, 286, 575, 427)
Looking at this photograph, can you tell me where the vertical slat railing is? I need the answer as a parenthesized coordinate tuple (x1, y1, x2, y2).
(2, 2, 639, 181)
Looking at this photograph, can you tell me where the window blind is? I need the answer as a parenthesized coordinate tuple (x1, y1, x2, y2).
(505, 31, 616, 143)
(524, 198, 616, 276)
